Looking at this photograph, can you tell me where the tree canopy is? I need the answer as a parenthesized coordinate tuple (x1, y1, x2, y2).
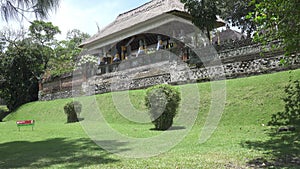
(47, 29, 90, 77)
(248, 0, 300, 55)
(181, 0, 221, 40)
(181, 0, 299, 55)
(0, 21, 60, 111)
(220, 0, 259, 37)
(0, 21, 90, 111)
(0, 37, 45, 111)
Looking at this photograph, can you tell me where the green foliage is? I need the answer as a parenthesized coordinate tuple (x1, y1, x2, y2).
(0, 21, 60, 111)
(29, 20, 61, 45)
(220, 0, 259, 37)
(145, 84, 181, 130)
(66, 29, 90, 45)
(47, 29, 90, 77)
(63, 101, 82, 123)
(0, 0, 60, 21)
(0, 23, 90, 111)
(181, 0, 221, 40)
(1, 70, 300, 168)
(269, 75, 300, 126)
(29, 20, 61, 71)
(181, 0, 259, 38)
(248, 0, 300, 56)
(0, 38, 45, 111)
(73, 54, 98, 79)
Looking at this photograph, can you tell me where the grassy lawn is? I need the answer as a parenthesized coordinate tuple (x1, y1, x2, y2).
(0, 69, 299, 168)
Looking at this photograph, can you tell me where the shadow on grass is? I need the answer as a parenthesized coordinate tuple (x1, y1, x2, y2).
(0, 138, 126, 168)
(78, 117, 85, 122)
(242, 128, 300, 168)
(149, 126, 186, 131)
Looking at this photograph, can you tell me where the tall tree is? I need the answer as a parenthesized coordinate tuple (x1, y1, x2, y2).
(29, 20, 60, 70)
(181, 0, 259, 38)
(47, 29, 90, 77)
(0, 21, 60, 111)
(29, 20, 60, 45)
(220, 0, 259, 37)
(66, 29, 90, 46)
(248, 0, 300, 55)
(0, 37, 44, 111)
(0, 0, 60, 21)
(181, 0, 221, 40)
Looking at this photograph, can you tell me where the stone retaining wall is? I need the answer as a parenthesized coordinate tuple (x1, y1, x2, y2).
(39, 44, 300, 101)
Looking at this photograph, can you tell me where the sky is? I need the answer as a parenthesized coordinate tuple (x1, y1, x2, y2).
(0, 0, 240, 40)
(0, 0, 149, 39)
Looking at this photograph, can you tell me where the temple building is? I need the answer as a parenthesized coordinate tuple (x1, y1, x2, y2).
(39, 0, 299, 101)
(212, 27, 247, 45)
(79, 0, 225, 73)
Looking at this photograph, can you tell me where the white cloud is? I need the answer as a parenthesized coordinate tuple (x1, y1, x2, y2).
(50, 1, 112, 38)
(1, 0, 149, 39)
(49, 0, 150, 39)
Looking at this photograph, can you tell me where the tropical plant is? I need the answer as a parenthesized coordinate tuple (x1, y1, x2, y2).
(181, 0, 221, 40)
(181, 0, 260, 38)
(247, 0, 300, 56)
(76, 54, 98, 67)
(47, 29, 90, 77)
(29, 20, 61, 70)
(269, 74, 300, 126)
(220, 0, 259, 37)
(0, 0, 60, 21)
(63, 101, 82, 123)
(0, 38, 44, 111)
(0, 21, 60, 111)
(145, 84, 181, 130)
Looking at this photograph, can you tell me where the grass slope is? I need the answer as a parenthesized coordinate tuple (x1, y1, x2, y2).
(1, 69, 299, 168)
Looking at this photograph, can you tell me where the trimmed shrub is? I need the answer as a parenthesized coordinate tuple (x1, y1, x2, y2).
(145, 84, 181, 130)
(64, 101, 82, 123)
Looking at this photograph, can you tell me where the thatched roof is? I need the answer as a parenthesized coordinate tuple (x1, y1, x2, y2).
(80, 0, 225, 49)
(212, 28, 247, 44)
(80, 0, 184, 47)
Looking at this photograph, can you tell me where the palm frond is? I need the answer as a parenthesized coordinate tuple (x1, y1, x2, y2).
(32, 0, 60, 20)
(1, 0, 60, 22)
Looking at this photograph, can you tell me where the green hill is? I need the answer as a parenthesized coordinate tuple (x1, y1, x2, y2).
(1, 69, 299, 168)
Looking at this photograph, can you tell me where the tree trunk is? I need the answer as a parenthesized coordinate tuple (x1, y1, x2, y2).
(206, 27, 211, 42)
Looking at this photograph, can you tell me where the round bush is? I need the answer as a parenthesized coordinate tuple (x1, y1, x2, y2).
(64, 101, 82, 123)
(145, 84, 181, 130)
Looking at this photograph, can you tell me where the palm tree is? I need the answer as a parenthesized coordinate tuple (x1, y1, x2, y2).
(1, 0, 60, 21)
